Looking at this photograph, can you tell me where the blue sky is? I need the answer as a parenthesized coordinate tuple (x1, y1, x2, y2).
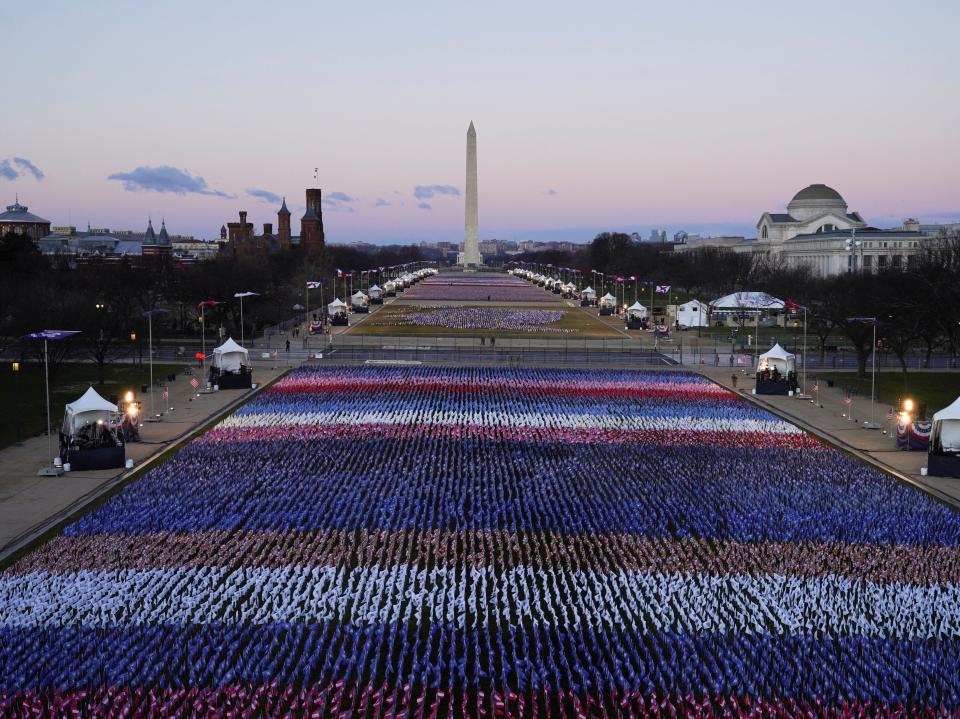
(3, 0, 959, 242)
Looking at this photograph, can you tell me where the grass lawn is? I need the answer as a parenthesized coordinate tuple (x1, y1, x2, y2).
(811, 371, 960, 416)
(348, 304, 621, 338)
(0, 362, 182, 450)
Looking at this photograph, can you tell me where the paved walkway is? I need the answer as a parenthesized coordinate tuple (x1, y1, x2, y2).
(0, 366, 287, 561)
(698, 367, 960, 509)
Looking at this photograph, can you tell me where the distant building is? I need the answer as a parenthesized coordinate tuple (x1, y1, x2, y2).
(300, 189, 325, 257)
(38, 218, 198, 260)
(675, 183, 944, 276)
(142, 218, 172, 257)
(225, 197, 295, 256)
(649, 229, 667, 243)
(0, 197, 51, 241)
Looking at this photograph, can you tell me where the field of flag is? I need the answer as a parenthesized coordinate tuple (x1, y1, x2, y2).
(2, 365, 960, 717)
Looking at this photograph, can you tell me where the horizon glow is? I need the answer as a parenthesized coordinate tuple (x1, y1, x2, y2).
(3, 0, 959, 243)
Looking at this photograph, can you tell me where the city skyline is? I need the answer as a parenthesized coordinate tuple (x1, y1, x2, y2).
(3, 0, 959, 243)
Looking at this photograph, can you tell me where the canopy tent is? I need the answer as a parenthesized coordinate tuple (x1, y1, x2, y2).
(756, 343, 796, 373)
(212, 337, 249, 373)
(599, 292, 617, 306)
(627, 301, 648, 319)
(581, 287, 596, 297)
(932, 397, 960, 455)
(367, 284, 383, 297)
(676, 299, 709, 327)
(328, 298, 347, 313)
(710, 292, 785, 310)
(351, 290, 368, 304)
(62, 386, 118, 435)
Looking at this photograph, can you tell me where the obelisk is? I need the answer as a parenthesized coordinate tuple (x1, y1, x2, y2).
(462, 121, 481, 268)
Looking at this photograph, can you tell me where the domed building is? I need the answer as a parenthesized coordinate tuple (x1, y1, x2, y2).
(0, 197, 51, 241)
(757, 184, 866, 242)
(677, 183, 940, 276)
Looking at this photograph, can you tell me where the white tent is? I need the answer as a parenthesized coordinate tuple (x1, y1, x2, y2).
(328, 298, 347, 315)
(368, 284, 383, 298)
(932, 397, 960, 454)
(627, 301, 648, 319)
(351, 290, 368, 307)
(599, 292, 617, 308)
(676, 299, 708, 327)
(756, 343, 796, 373)
(581, 287, 596, 298)
(710, 291, 784, 309)
(212, 337, 249, 373)
(62, 386, 118, 435)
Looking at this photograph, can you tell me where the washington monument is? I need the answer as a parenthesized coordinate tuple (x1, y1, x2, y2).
(461, 121, 481, 268)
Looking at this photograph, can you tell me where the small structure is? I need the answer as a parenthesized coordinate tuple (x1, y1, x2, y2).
(551, 278, 563, 294)
(929, 397, 960, 477)
(598, 292, 617, 316)
(710, 291, 785, 328)
(211, 337, 252, 389)
(328, 298, 349, 326)
(351, 290, 369, 313)
(561, 283, 575, 299)
(60, 387, 125, 470)
(580, 287, 597, 306)
(626, 301, 648, 329)
(755, 343, 797, 395)
(676, 299, 709, 328)
(368, 285, 384, 304)
(383, 280, 397, 297)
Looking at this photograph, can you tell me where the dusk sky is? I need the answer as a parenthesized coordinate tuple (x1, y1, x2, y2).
(4, 0, 959, 243)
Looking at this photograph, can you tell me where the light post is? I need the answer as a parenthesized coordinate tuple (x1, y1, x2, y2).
(22, 330, 81, 475)
(849, 316, 880, 429)
(142, 309, 170, 421)
(197, 300, 219, 369)
(845, 230, 863, 274)
(12, 361, 21, 445)
(233, 292, 259, 346)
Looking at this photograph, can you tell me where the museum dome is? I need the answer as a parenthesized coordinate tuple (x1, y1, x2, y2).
(786, 183, 848, 221)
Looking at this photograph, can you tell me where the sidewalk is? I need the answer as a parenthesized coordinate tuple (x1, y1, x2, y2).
(0, 365, 288, 561)
(699, 367, 960, 509)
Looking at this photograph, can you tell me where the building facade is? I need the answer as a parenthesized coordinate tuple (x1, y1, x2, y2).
(0, 198, 51, 241)
(677, 184, 942, 276)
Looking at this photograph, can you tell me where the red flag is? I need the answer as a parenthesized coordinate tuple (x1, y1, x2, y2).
(784, 299, 804, 310)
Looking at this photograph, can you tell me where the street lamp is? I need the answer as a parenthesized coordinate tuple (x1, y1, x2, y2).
(233, 292, 259, 346)
(848, 316, 880, 429)
(21, 330, 81, 475)
(11, 361, 21, 445)
(142, 309, 170, 421)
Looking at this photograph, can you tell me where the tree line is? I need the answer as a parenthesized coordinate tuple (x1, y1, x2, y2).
(515, 231, 960, 377)
(0, 234, 425, 383)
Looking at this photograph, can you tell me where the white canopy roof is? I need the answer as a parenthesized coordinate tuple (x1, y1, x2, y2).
(352, 290, 368, 299)
(212, 337, 249, 372)
(582, 286, 596, 295)
(679, 299, 708, 308)
(62, 386, 117, 435)
(933, 397, 960, 453)
(628, 301, 647, 311)
(328, 298, 346, 308)
(710, 291, 785, 309)
(600, 292, 616, 301)
(368, 284, 382, 293)
(757, 343, 796, 372)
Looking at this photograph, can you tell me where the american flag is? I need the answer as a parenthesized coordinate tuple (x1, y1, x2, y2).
(812, 382, 819, 392)
(161, 387, 169, 401)
(306, 281, 321, 289)
(190, 377, 199, 389)
(655, 285, 671, 293)
(843, 396, 852, 406)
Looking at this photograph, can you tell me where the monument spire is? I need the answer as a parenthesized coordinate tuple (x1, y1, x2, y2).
(462, 120, 481, 269)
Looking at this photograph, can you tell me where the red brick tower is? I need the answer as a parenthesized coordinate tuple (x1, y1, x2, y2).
(277, 197, 291, 250)
(300, 188, 325, 257)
